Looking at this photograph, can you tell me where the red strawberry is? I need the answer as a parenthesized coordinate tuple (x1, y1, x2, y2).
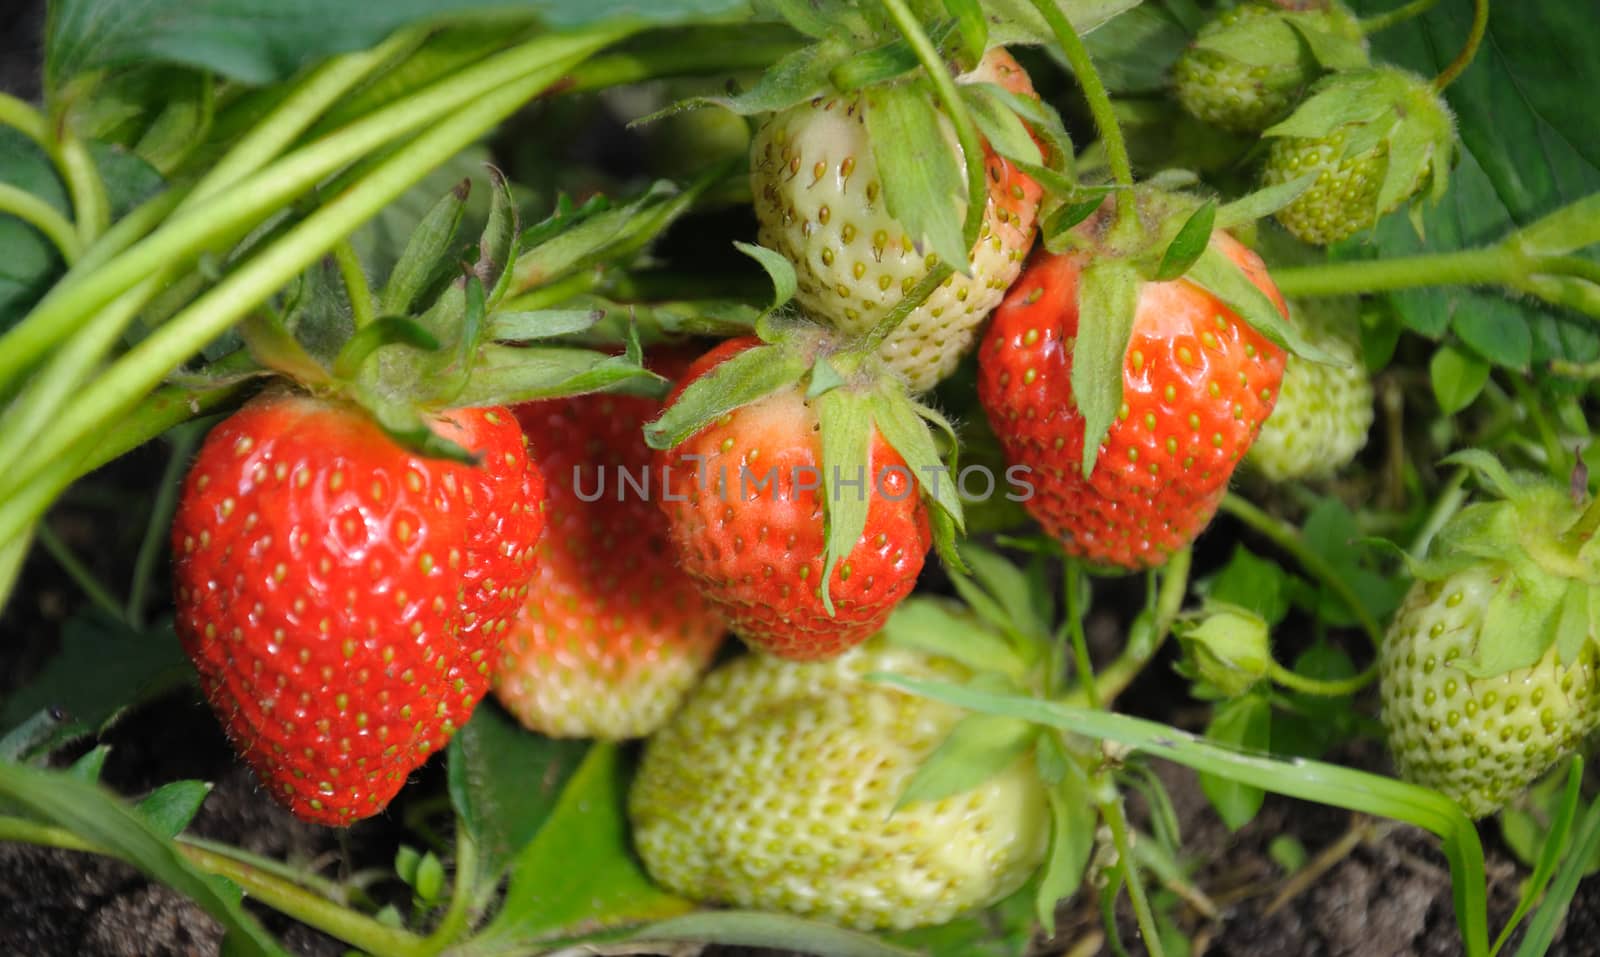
(172, 394, 545, 825)
(977, 233, 1287, 569)
(495, 355, 726, 739)
(654, 338, 931, 660)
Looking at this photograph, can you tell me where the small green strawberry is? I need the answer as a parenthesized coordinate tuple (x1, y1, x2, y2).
(1247, 297, 1373, 481)
(1379, 456, 1600, 818)
(1262, 66, 1456, 245)
(629, 634, 1050, 930)
(1173, 0, 1368, 133)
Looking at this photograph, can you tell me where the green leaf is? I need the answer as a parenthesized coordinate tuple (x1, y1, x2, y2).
(447, 702, 589, 889)
(897, 713, 1037, 809)
(0, 763, 288, 956)
(1514, 782, 1600, 957)
(489, 309, 603, 342)
(1495, 758, 1582, 955)
(70, 746, 111, 783)
(1206, 546, 1292, 626)
(0, 610, 189, 736)
(733, 240, 798, 311)
(378, 177, 470, 316)
(46, 0, 738, 88)
(1198, 694, 1272, 830)
(1154, 201, 1215, 282)
(414, 852, 445, 904)
(1079, 3, 1191, 94)
(135, 781, 213, 838)
(864, 82, 969, 274)
(627, 912, 924, 956)
(1429, 343, 1490, 414)
(642, 343, 806, 450)
(1036, 764, 1097, 935)
(1070, 260, 1141, 477)
(481, 743, 691, 942)
(816, 388, 875, 614)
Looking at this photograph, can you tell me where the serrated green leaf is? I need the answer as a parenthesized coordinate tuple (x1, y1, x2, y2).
(733, 241, 798, 311)
(643, 344, 805, 450)
(448, 702, 589, 888)
(1198, 694, 1271, 829)
(864, 82, 969, 274)
(816, 388, 875, 614)
(881, 598, 1028, 678)
(1155, 200, 1215, 281)
(1071, 260, 1141, 477)
(961, 84, 1042, 167)
(1429, 343, 1490, 414)
(1036, 764, 1097, 935)
(897, 713, 1037, 809)
(378, 178, 469, 316)
(1187, 244, 1335, 364)
(136, 781, 212, 838)
(0, 763, 287, 956)
(1215, 175, 1317, 230)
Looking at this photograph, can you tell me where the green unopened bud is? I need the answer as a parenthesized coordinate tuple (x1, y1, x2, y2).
(1177, 604, 1272, 696)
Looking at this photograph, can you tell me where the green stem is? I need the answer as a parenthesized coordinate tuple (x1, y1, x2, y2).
(0, 91, 49, 143)
(1360, 0, 1440, 34)
(1270, 247, 1519, 298)
(0, 182, 83, 263)
(127, 424, 202, 628)
(1269, 659, 1377, 696)
(1076, 547, 1192, 706)
(176, 834, 353, 904)
(36, 524, 127, 625)
(1026, 0, 1135, 219)
(54, 134, 110, 246)
(1062, 560, 1099, 709)
(1099, 794, 1165, 957)
(333, 239, 377, 328)
(0, 29, 628, 507)
(179, 843, 431, 957)
(1219, 494, 1385, 649)
(423, 830, 478, 951)
(1434, 0, 1489, 91)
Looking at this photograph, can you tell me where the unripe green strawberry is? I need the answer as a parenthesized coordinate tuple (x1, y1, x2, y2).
(1247, 297, 1373, 480)
(629, 637, 1050, 930)
(1380, 565, 1600, 818)
(1379, 461, 1600, 818)
(1262, 67, 1455, 245)
(750, 48, 1043, 393)
(1173, 1, 1367, 133)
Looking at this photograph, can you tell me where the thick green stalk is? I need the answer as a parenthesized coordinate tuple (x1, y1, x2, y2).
(0, 182, 83, 262)
(1269, 247, 1518, 298)
(0, 28, 628, 506)
(54, 134, 110, 245)
(1360, 0, 1440, 34)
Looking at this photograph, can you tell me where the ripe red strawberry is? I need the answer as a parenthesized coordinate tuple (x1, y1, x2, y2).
(751, 48, 1043, 393)
(977, 233, 1287, 569)
(172, 394, 545, 825)
(495, 356, 727, 739)
(654, 338, 931, 660)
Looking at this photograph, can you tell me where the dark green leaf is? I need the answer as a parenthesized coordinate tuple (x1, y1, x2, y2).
(897, 713, 1037, 809)
(0, 611, 188, 736)
(481, 743, 691, 942)
(1429, 343, 1490, 414)
(1071, 260, 1141, 477)
(1206, 546, 1292, 626)
(136, 780, 212, 838)
(1198, 694, 1272, 830)
(447, 703, 589, 888)
(1154, 200, 1215, 282)
(0, 763, 287, 956)
(864, 82, 969, 274)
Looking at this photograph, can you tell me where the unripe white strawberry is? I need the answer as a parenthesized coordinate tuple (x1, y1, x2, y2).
(750, 48, 1043, 393)
(628, 637, 1050, 929)
(1247, 297, 1373, 481)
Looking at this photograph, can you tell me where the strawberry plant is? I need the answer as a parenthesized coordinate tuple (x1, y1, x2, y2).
(1, 0, 1600, 956)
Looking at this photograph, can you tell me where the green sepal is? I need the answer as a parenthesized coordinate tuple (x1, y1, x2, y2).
(331, 316, 442, 381)
(1215, 174, 1316, 229)
(828, 34, 929, 92)
(363, 395, 477, 464)
(1154, 200, 1215, 282)
(1440, 449, 1525, 503)
(1286, 15, 1369, 71)
(237, 312, 333, 388)
(1043, 190, 1114, 250)
(960, 83, 1042, 167)
(489, 309, 604, 342)
(764, 0, 872, 41)
(136, 780, 213, 839)
(450, 344, 665, 408)
(1262, 70, 1392, 139)
(881, 597, 1030, 680)
(1185, 243, 1339, 365)
(1460, 565, 1567, 677)
(868, 382, 965, 534)
(734, 240, 799, 312)
(864, 81, 970, 275)
(643, 343, 809, 450)
(986, 84, 1073, 169)
(478, 168, 522, 310)
(1192, 8, 1306, 69)
(1070, 260, 1141, 478)
(816, 387, 875, 614)
(555, 296, 760, 347)
(807, 356, 847, 398)
(1554, 580, 1592, 667)
(895, 712, 1038, 810)
(652, 37, 851, 119)
(380, 178, 469, 316)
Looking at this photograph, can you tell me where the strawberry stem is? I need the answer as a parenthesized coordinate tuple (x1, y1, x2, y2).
(1270, 246, 1520, 298)
(1433, 0, 1489, 91)
(1061, 559, 1099, 709)
(1359, 0, 1441, 34)
(0, 182, 83, 264)
(1268, 660, 1378, 696)
(1069, 547, 1192, 707)
(1099, 793, 1167, 957)
(1026, 0, 1136, 219)
(128, 424, 204, 627)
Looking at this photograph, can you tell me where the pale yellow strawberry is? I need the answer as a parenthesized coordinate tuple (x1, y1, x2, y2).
(1247, 296, 1373, 481)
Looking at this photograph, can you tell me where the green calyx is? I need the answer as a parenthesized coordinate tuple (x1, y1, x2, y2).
(1263, 65, 1456, 240)
(1175, 602, 1273, 698)
(1412, 451, 1600, 678)
(1174, 0, 1369, 133)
